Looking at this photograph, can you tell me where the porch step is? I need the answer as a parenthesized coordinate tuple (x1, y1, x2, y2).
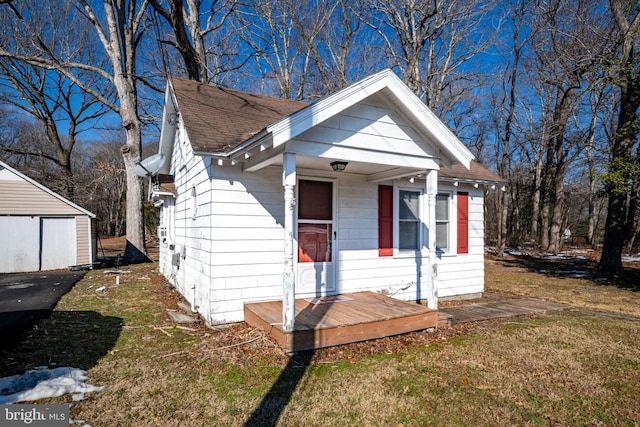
(244, 291, 438, 352)
(437, 312, 453, 328)
(177, 301, 196, 315)
(167, 310, 198, 324)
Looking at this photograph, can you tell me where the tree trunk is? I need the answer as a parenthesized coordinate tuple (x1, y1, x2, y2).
(586, 115, 598, 245)
(531, 157, 543, 242)
(624, 173, 640, 252)
(116, 79, 148, 262)
(540, 200, 550, 250)
(547, 174, 565, 253)
(496, 190, 509, 255)
(598, 91, 639, 273)
(599, 192, 627, 272)
(99, 0, 149, 263)
(598, 0, 640, 273)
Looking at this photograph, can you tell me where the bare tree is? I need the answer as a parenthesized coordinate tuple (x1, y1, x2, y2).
(77, 140, 128, 237)
(149, 0, 238, 83)
(0, 1, 110, 200)
(492, 0, 533, 256)
(287, 0, 362, 97)
(234, 0, 313, 99)
(360, 0, 493, 117)
(0, 0, 152, 262)
(519, 0, 612, 253)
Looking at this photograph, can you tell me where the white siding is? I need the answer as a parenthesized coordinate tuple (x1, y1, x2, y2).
(296, 94, 439, 160)
(333, 174, 431, 302)
(208, 165, 285, 322)
(158, 124, 213, 322)
(436, 183, 486, 297)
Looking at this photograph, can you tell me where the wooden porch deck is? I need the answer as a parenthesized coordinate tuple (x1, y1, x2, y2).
(244, 291, 438, 352)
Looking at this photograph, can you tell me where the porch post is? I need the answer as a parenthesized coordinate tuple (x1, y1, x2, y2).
(282, 153, 297, 332)
(426, 169, 438, 309)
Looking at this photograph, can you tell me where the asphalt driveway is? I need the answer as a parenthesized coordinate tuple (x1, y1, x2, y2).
(0, 270, 86, 350)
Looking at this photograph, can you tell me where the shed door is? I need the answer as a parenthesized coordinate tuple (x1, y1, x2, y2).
(296, 179, 335, 296)
(40, 217, 77, 270)
(0, 217, 39, 273)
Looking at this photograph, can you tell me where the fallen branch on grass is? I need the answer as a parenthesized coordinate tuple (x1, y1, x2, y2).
(152, 332, 264, 359)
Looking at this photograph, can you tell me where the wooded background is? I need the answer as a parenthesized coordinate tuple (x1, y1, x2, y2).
(0, 0, 638, 270)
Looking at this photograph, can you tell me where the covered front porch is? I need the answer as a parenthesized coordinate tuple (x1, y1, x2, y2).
(244, 291, 439, 353)
(229, 71, 474, 338)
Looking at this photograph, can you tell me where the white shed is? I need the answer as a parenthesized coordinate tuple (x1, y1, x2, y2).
(0, 161, 96, 273)
(152, 69, 505, 328)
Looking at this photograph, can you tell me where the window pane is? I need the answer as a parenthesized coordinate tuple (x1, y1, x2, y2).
(399, 222, 419, 250)
(299, 180, 332, 220)
(298, 223, 332, 262)
(436, 222, 448, 249)
(399, 191, 419, 220)
(436, 194, 449, 221)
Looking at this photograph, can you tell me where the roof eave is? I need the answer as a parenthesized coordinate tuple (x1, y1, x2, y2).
(439, 176, 507, 187)
(192, 128, 272, 162)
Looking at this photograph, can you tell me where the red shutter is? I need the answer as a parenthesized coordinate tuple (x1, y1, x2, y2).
(457, 192, 469, 254)
(378, 185, 393, 256)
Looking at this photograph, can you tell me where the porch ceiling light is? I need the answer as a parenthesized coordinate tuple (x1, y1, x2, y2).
(330, 161, 348, 172)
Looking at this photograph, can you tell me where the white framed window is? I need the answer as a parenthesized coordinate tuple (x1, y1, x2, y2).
(161, 196, 176, 246)
(379, 186, 425, 256)
(435, 193, 450, 250)
(398, 189, 421, 251)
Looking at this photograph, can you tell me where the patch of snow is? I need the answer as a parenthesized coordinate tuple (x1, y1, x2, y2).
(541, 254, 575, 260)
(0, 367, 104, 404)
(504, 249, 523, 256)
(622, 255, 640, 262)
(558, 270, 588, 278)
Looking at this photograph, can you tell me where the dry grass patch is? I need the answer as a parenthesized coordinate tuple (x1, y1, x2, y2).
(486, 254, 640, 317)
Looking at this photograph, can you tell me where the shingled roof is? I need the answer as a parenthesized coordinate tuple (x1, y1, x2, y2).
(439, 161, 505, 184)
(171, 77, 308, 153)
(169, 77, 504, 185)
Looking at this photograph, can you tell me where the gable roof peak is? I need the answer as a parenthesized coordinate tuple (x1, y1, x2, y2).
(0, 160, 95, 217)
(265, 68, 474, 168)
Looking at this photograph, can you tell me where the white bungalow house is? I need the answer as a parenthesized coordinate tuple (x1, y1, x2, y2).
(151, 69, 504, 331)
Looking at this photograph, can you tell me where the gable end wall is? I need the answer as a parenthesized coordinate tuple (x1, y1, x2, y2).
(0, 180, 82, 216)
